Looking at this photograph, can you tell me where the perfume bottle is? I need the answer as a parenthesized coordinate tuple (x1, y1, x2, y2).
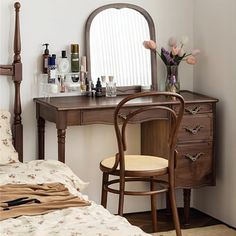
(71, 44, 79, 72)
(101, 75, 107, 88)
(58, 50, 70, 75)
(106, 76, 116, 97)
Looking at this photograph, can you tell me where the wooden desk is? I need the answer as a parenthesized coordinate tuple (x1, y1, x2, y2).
(34, 90, 218, 224)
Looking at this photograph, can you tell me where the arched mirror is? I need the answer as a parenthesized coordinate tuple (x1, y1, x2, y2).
(85, 3, 157, 94)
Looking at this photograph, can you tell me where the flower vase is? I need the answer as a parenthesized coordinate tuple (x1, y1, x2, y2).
(165, 65, 180, 93)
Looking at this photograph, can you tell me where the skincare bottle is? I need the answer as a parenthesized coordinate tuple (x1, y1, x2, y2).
(95, 77, 102, 97)
(58, 75, 65, 93)
(47, 56, 58, 94)
(58, 50, 69, 75)
(48, 56, 56, 84)
(42, 43, 50, 74)
(71, 44, 79, 72)
(80, 65, 86, 92)
(81, 56, 87, 72)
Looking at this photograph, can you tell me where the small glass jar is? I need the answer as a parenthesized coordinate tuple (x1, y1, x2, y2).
(106, 76, 117, 97)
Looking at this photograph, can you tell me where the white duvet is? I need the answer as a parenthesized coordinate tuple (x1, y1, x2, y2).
(0, 160, 150, 236)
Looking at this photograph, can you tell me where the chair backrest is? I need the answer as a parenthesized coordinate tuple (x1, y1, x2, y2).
(112, 91, 185, 172)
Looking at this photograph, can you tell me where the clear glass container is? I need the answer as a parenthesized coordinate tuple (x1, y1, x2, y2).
(106, 76, 117, 97)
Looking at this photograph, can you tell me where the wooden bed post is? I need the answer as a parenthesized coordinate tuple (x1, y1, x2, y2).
(12, 2, 23, 162)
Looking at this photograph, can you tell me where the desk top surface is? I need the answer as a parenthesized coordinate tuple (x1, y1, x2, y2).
(34, 90, 218, 111)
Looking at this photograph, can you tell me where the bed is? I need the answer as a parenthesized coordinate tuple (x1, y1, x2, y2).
(0, 3, 150, 235)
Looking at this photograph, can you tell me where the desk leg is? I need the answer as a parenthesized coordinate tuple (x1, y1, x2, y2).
(57, 129, 66, 163)
(37, 117, 45, 160)
(183, 188, 191, 225)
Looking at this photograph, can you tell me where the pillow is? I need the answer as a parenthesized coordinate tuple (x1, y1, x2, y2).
(0, 110, 19, 164)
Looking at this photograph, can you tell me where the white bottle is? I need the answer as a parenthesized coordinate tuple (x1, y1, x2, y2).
(58, 50, 70, 75)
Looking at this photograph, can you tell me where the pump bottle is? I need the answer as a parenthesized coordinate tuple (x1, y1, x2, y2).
(42, 43, 50, 74)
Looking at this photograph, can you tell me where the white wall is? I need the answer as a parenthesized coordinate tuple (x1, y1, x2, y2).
(193, 0, 236, 227)
(0, 0, 194, 214)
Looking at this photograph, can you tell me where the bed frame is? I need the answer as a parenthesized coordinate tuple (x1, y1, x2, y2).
(0, 2, 23, 162)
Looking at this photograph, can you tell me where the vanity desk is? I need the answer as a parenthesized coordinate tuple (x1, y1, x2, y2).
(34, 90, 218, 224)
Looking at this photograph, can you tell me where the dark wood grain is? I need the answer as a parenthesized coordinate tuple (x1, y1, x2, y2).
(0, 2, 23, 162)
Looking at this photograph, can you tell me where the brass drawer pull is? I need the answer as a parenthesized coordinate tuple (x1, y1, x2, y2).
(118, 113, 127, 120)
(185, 106, 201, 115)
(185, 152, 204, 162)
(184, 125, 203, 134)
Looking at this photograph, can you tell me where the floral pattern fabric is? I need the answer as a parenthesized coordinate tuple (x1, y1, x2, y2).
(0, 160, 150, 236)
(0, 110, 19, 165)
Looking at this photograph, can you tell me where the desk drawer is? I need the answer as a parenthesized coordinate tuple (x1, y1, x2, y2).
(81, 107, 168, 125)
(178, 114, 213, 143)
(175, 142, 214, 187)
(173, 103, 212, 115)
(81, 109, 114, 125)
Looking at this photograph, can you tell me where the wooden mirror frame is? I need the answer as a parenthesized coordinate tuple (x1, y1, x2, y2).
(85, 3, 157, 94)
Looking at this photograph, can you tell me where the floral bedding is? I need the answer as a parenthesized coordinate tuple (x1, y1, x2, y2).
(0, 110, 19, 164)
(0, 160, 150, 236)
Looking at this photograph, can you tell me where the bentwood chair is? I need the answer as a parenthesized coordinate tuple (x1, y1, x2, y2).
(100, 92, 184, 235)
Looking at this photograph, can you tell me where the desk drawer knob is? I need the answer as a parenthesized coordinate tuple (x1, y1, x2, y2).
(184, 152, 204, 162)
(184, 125, 203, 135)
(185, 106, 201, 115)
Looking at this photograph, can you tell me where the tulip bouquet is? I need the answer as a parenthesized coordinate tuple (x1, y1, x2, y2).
(143, 36, 200, 66)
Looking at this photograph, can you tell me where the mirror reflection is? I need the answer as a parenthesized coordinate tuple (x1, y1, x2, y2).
(86, 4, 157, 92)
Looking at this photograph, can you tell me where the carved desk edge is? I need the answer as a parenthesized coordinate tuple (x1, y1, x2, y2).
(33, 90, 218, 112)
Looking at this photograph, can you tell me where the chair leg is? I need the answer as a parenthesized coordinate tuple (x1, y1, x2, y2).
(101, 172, 109, 208)
(118, 176, 125, 216)
(169, 186, 182, 236)
(150, 177, 158, 232)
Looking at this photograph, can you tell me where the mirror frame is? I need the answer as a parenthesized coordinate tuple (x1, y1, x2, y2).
(85, 3, 157, 94)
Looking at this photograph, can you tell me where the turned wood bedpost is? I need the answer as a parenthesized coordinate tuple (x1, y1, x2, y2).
(12, 2, 23, 162)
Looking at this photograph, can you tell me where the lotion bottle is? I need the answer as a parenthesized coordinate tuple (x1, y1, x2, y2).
(42, 43, 50, 74)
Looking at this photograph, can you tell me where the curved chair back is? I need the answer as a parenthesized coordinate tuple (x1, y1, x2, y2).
(111, 91, 185, 172)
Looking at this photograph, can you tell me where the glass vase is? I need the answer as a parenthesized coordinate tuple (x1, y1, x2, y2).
(165, 65, 180, 93)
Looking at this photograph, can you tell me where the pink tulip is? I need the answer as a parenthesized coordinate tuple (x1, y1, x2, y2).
(143, 40, 157, 50)
(171, 46, 180, 56)
(178, 48, 185, 57)
(191, 49, 200, 56)
(186, 55, 197, 65)
(168, 37, 177, 47)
